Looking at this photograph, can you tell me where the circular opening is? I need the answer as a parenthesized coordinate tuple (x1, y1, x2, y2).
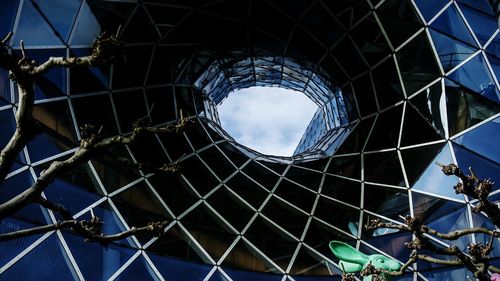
(195, 56, 350, 158)
(218, 86, 318, 156)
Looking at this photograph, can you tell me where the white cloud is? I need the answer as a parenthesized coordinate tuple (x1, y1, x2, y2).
(218, 86, 318, 156)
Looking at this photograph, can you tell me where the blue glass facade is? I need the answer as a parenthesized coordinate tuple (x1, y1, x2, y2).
(0, 0, 499, 280)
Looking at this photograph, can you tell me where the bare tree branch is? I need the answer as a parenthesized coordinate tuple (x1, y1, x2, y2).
(0, 219, 168, 244)
(0, 30, 123, 184)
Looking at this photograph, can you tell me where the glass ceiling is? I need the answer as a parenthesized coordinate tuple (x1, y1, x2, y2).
(0, 0, 499, 280)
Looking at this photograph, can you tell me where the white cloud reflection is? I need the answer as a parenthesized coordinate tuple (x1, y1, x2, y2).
(218, 87, 318, 156)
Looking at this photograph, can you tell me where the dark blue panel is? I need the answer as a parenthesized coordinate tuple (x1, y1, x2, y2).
(70, 1, 101, 46)
(413, 0, 449, 22)
(429, 29, 476, 72)
(33, 0, 81, 43)
(452, 116, 500, 164)
(459, 4, 497, 46)
(430, 4, 477, 47)
(453, 143, 500, 191)
(115, 255, 157, 280)
(0, 234, 75, 281)
(63, 231, 136, 281)
(0, 218, 45, 268)
(447, 54, 500, 103)
(223, 267, 283, 281)
(0, 0, 19, 41)
(0, 70, 10, 105)
(12, 0, 63, 46)
(148, 253, 212, 281)
(0, 109, 15, 148)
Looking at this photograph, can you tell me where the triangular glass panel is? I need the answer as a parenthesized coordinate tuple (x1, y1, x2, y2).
(452, 143, 500, 191)
(80, 1, 136, 43)
(12, 0, 64, 47)
(198, 146, 236, 180)
(284, 166, 322, 192)
(148, 251, 212, 281)
(361, 233, 413, 264)
(352, 72, 378, 117)
(0, 217, 47, 268)
(180, 204, 238, 261)
(62, 231, 136, 280)
(321, 175, 361, 207)
(396, 32, 441, 95)
(71, 94, 119, 137)
(0, 108, 16, 148)
(220, 239, 279, 273)
(111, 181, 170, 244)
(430, 3, 477, 47)
(90, 151, 142, 194)
(336, 117, 375, 154)
(471, 211, 500, 257)
(326, 154, 361, 179)
(70, 1, 101, 46)
(223, 265, 283, 281)
(206, 187, 255, 232)
(371, 58, 405, 109)
(293, 158, 330, 173)
(289, 246, 331, 275)
(350, 14, 392, 66)
(180, 155, 220, 196)
(0, 234, 75, 280)
(457, 0, 494, 16)
(0, 0, 19, 40)
(420, 265, 473, 280)
(144, 87, 176, 125)
(376, 0, 423, 48)
(445, 78, 499, 137)
(314, 197, 360, 235)
(242, 160, 282, 185)
(0, 170, 47, 223)
(413, 0, 450, 22)
(304, 218, 354, 254)
(452, 116, 500, 164)
(486, 52, 500, 87)
(365, 105, 403, 151)
(412, 191, 467, 228)
(408, 80, 447, 136)
(113, 254, 158, 280)
(403, 143, 464, 200)
(458, 4, 497, 46)
(69, 50, 109, 95)
(429, 29, 476, 72)
(121, 6, 159, 43)
(364, 184, 409, 220)
(225, 172, 269, 209)
(447, 53, 500, 103)
(0, 69, 11, 105)
(113, 45, 154, 89)
(144, 3, 191, 30)
(361, 213, 403, 239)
(427, 202, 472, 251)
(244, 216, 297, 272)
(78, 200, 135, 246)
(43, 163, 102, 217)
(364, 151, 406, 187)
(400, 103, 443, 147)
(275, 179, 317, 213)
(262, 197, 309, 239)
(32, 0, 80, 43)
(147, 223, 206, 263)
(147, 173, 198, 216)
(112, 89, 148, 133)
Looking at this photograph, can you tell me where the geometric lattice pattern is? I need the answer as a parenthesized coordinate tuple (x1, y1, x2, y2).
(0, 0, 499, 281)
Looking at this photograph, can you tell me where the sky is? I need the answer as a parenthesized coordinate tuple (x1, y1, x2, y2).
(218, 86, 318, 156)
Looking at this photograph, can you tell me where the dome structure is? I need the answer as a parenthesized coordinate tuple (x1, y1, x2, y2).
(0, 0, 499, 280)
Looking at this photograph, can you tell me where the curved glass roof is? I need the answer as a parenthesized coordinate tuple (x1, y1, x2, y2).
(0, 0, 499, 280)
